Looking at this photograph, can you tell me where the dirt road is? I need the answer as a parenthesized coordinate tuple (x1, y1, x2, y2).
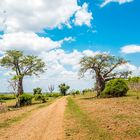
(0, 97, 66, 140)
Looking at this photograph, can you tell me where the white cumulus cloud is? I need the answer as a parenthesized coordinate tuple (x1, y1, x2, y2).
(100, 0, 133, 7)
(117, 63, 140, 76)
(121, 44, 140, 54)
(74, 3, 93, 27)
(0, 32, 73, 53)
(0, 0, 93, 32)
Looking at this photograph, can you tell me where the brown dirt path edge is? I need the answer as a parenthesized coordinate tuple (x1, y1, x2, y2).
(0, 97, 67, 140)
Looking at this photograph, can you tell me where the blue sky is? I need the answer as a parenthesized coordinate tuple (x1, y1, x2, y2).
(0, 0, 140, 92)
(44, 0, 140, 65)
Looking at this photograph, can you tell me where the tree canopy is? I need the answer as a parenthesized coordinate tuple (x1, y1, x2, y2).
(58, 83, 70, 96)
(0, 50, 46, 95)
(79, 54, 131, 96)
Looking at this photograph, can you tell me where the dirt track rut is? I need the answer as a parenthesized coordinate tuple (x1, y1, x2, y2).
(0, 97, 66, 140)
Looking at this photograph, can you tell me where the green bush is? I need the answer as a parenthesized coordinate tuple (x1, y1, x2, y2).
(34, 94, 47, 103)
(0, 94, 16, 100)
(82, 89, 93, 94)
(51, 93, 61, 98)
(33, 87, 42, 95)
(101, 79, 129, 98)
(45, 93, 61, 98)
(19, 94, 34, 106)
(71, 90, 81, 96)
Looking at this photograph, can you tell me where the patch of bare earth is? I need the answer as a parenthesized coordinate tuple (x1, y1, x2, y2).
(0, 103, 42, 124)
(76, 96, 140, 140)
(0, 97, 66, 140)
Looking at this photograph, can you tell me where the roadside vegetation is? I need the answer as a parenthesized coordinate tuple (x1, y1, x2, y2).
(65, 91, 140, 140)
(0, 50, 140, 139)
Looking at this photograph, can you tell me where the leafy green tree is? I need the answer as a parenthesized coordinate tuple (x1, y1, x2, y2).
(33, 87, 42, 95)
(0, 50, 46, 96)
(58, 83, 70, 96)
(79, 54, 131, 97)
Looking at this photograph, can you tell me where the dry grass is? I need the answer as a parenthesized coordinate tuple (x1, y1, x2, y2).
(77, 92, 140, 140)
(65, 97, 111, 140)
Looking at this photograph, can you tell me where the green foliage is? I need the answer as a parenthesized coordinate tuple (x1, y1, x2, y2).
(0, 50, 46, 76)
(70, 90, 81, 96)
(128, 77, 140, 83)
(19, 94, 34, 106)
(127, 77, 140, 91)
(79, 54, 130, 95)
(127, 76, 140, 99)
(0, 94, 16, 100)
(33, 87, 42, 95)
(101, 79, 129, 98)
(34, 94, 46, 103)
(0, 50, 46, 96)
(0, 100, 6, 103)
(82, 89, 93, 94)
(45, 93, 61, 98)
(79, 54, 128, 78)
(58, 83, 70, 96)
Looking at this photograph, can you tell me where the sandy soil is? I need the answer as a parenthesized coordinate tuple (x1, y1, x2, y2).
(0, 97, 66, 140)
(76, 96, 140, 140)
(0, 103, 42, 123)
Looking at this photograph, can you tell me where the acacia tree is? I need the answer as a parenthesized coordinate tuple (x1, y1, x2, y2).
(0, 50, 46, 96)
(79, 54, 131, 97)
(58, 83, 70, 96)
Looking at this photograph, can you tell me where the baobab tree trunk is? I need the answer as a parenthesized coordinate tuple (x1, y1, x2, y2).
(16, 77, 24, 107)
(96, 75, 105, 97)
(18, 77, 24, 96)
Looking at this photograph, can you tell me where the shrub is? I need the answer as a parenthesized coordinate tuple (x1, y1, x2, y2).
(51, 93, 61, 98)
(34, 94, 46, 103)
(101, 79, 129, 98)
(45, 93, 61, 98)
(82, 89, 93, 94)
(19, 94, 34, 106)
(0, 94, 16, 100)
(33, 87, 42, 95)
(71, 90, 81, 96)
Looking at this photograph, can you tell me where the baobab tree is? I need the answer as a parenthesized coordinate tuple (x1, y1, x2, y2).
(0, 50, 46, 96)
(79, 54, 131, 97)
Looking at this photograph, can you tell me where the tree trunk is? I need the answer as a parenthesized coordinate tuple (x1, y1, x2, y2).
(17, 77, 24, 96)
(96, 75, 105, 97)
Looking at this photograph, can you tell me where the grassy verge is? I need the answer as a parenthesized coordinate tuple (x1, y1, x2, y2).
(65, 97, 111, 140)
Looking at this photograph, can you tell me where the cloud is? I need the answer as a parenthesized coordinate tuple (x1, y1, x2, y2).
(27, 50, 140, 91)
(100, 0, 133, 8)
(0, 49, 99, 91)
(117, 63, 140, 76)
(0, 0, 93, 32)
(0, 32, 73, 53)
(1, 48, 140, 91)
(74, 3, 93, 27)
(121, 44, 140, 54)
(34, 49, 99, 90)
